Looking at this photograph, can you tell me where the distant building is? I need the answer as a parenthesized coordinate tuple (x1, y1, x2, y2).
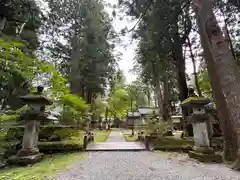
(125, 107, 158, 127)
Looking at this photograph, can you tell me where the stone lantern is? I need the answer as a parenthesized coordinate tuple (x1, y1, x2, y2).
(182, 98, 212, 152)
(9, 86, 52, 165)
(182, 98, 221, 162)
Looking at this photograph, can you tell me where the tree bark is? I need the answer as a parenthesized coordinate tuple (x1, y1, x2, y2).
(0, 16, 6, 32)
(187, 37, 202, 96)
(162, 74, 170, 120)
(193, 0, 240, 168)
(173, 44, 188, 101)
(219, 5, 237, 64)
(172, 44, 189, 134)
(155, 79, 163, 117)
(69, 23, 81, 95)
(163, 74, 172, 128)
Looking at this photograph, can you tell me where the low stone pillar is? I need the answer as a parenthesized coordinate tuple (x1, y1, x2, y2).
(17, 120, 41, 157)
(83, 134, 88, 150)
(91, 132, 94, 142)
(8, 86, 52, 165)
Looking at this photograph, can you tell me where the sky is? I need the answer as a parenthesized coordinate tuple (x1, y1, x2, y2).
(104, 0, 137, 83)
(104, 0, 197, 84)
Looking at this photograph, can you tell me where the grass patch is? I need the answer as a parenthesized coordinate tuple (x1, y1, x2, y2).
(0, 152, 87, 180)
(53, 128, 84, 144)
(94, 129, 112, 143)
(121, 129, 144, 142)
(123, 134, 138, 142)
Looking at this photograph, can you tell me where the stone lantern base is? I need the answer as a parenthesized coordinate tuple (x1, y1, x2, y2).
(193, 145, 214, 154)
(188, 151, 222, 163)
(18, 147, 40, 156)
(8, 150, 43, 166)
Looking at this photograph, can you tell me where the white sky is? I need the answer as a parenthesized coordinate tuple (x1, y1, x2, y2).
(104, 0, 196, 84)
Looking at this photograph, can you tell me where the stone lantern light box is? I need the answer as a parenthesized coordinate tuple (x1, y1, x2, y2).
(21, 86, 52, 112)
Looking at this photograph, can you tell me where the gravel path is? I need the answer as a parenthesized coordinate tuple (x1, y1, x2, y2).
(53, 129, 239, 180)
(54, 151, 239, 180)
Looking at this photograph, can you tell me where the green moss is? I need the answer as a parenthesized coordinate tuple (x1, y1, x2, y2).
(122, 129, 146, 142)
(0, 152, 87, 180)
(123, 134, 138, 142)
(182, 97, 207, 104)
(38, 141, 84, 153)
(153, 136, 194, 151)
(0, 115, 17, 121)
(53, 128, 84, 141)
(122, 130, 138, 142)
(188, 151, 222, 163)
(93, 130, 112, 143)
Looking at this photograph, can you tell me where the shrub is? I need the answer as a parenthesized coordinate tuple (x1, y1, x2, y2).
(60, 94, 89, 125)
(38, 141, 83, 154)
(53, 128, 83, 141)
(3, 141, 83, 156)
(4, 127, 24, 141)
(147, 118, 169, 137)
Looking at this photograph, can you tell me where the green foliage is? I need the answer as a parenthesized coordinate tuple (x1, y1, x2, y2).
(45, 0, 118, 97)
(0, 39, 38, 109)
(0, 0, 42, 110)
(92, 95, 106, 116)
(0, 38, 89, 124)
(147, 118, 169, 137)
(52, 128, 84, 141)
(0, 115, 17, 121)
(60, 94, 89, 124)
(198, 70, 212, 98)
(127, 81, 148, 107)
(108, 87, 129, 118)
(60, 94, 89, 113)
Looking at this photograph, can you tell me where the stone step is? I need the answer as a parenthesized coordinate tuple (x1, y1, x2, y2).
(86, 142, 146, 151)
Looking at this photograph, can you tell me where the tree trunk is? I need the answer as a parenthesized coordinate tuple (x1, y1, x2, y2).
(193, 0, 240, 169)
(162, 74, 170, 120)
(163, 74, 172, 128)
(172, 44, 189, 135)
(146, 87, 151, 107)
(155, 79, 163, 118)
(0, 16, 6, 32)
(69, 24, 81, 95)
(173, 44, 188, 101)
(81, 83, 85, 98)
(154, 90, 158, 107)
(187, 37, 202, 96)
